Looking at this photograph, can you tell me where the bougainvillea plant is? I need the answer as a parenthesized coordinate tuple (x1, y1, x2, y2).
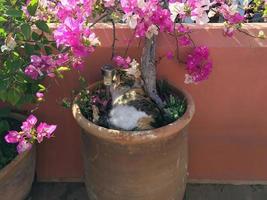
(0, 0, 266, 153)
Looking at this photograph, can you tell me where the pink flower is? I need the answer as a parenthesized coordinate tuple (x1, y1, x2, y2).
(5, 131, 22, 143)
(24, 65, 40, 80)
(56, 53, 69, 66)
(21, 114, 37, 138)
(36, 92, 44, 101)
(177, 25, 189, 34)
(25, 54, 70, 79)
(218, 4, 244, 25)
(21, 115, 37, 132)
(36, 122, 57, 143)
(166, 51, 174, 60)
(178, 36, 191, 46)
(31, 55, 42, 65)
(72, 58, 85, 70)
(17, 139, 32, 154)
(5, 114, 57, 154)
(104, 0, 115, 7)
(186, 46, 212, 84)
(224, 26, 235, 37)
(54, 16, 98, 69)
(113, 56, 131, 69)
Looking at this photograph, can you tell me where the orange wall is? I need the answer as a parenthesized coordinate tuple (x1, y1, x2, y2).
(31, 24, 267, 182)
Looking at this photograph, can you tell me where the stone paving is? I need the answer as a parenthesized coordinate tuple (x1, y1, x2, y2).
(27, 183, 267, 200)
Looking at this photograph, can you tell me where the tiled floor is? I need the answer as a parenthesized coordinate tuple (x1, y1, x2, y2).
(27, 182, 267, 200)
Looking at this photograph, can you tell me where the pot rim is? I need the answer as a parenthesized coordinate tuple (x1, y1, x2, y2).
(72, 82, 195, 144)
(0, 113, 34, 181)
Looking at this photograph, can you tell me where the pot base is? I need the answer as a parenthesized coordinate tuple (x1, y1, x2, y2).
(81, 129, 188, 200)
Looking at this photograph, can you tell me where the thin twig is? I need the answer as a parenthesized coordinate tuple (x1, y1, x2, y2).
(110, 19, 117, 59)
(173, 23, 181, 63)
(237, 28, 261, 38)
(123, 29, 136, 57)
(89, 13, 109, 28)
(186, 32, 196, 47)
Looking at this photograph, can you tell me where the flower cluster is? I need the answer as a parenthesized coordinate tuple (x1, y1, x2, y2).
(5, 115, 56, 154)
(24, 54, 68, 80)
(122, 0, 173, 38)
(113, 56, 132, 69)
(47, 0, 255, 83)
(218, 3, 244, 36)
(169, 0, 212, 24)
(169, 0, 245, 36)
(53, 0, 100, 70)
(185, 46, 212, 84)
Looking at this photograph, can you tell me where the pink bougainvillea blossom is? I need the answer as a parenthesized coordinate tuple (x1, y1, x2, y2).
(166, 51, 174, 60)
(36, 92, 44, 101)
(113, 56, 132, 69)
(36, 122, 57, 143)
(5, 131, 22, 144)
(24, 65, 40, 80)
(21, 114, 37, 138)
(17, 139, 32, 154)
(5, 115, 57, 154)
(121, 0, 173, 38)
(178, 35, 192, 46)
(24, 54, 69, 79)
(185, 46, 212, 84)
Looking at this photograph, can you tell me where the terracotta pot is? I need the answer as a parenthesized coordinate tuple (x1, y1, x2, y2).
(72, 83, 195, 200)
(0, 113, 36, 200)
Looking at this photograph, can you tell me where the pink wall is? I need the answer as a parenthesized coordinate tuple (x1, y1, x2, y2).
(28, 24, 267, 182)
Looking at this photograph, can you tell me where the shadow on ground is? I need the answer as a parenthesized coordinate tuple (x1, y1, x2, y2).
(27, 183, 267, 200)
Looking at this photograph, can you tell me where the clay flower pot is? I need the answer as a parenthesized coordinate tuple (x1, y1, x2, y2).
(0, 113, 36, 200)
(72, 83, 195, 200)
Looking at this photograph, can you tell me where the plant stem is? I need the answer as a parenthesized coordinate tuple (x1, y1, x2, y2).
(141, 36, 165, 109)
(110, 19, 117, 59)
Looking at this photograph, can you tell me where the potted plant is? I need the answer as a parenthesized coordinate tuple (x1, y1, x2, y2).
(1, 0, 266, 199)
(66, 1, 265, 199)
(0, 1, 57, 199)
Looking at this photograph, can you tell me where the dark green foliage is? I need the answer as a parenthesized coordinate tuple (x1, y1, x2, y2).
(157, 80, 187, 125)
(75, 88, 93, 121)
(0, 109, 19, 169)
(163, 95, 186, 122)
(75, 83, 112, 128)
(0, 0, 54, 107)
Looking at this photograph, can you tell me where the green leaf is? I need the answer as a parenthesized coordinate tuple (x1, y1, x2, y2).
(34, 44, 41, 50)
(27, 0, 39, 16)
(0, 120, 10, 133)
(21, 23, 31, 40)
(5, 9, 23, 17)
(35, 20, 50, 33)
(44, 46, 52, 54)
(10, 0, 17, 6)
(38, 84, 46, 92)
(0, 28, 6, 37)
(24, 43, 35, 55)
(0, 108, 11, 118)
(57, 66, 70, 72)
(0, 16, 7, 23)
(0, 90, 7, 101)
(32, 32, 40, 41)
(7, 90, 20, 106)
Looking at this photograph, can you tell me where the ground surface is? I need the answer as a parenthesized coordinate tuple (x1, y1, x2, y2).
(27, 183, 267, 200)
